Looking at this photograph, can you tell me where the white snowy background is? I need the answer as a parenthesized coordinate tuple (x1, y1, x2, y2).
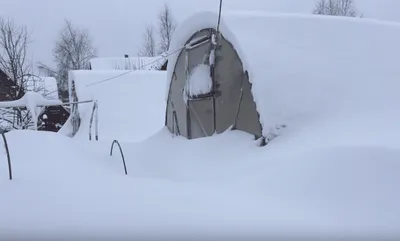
(1, 0, 400, 66)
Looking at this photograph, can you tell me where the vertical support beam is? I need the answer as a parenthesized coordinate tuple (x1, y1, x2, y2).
(95, 101, 99, 141)
(210, 31, 218, 134)
(184, 49, 192, 139)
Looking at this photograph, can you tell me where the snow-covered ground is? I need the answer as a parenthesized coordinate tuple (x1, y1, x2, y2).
(1, 12, 400, 240)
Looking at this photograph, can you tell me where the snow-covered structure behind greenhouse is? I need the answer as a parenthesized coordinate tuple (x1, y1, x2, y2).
(64, 70, 167, 142)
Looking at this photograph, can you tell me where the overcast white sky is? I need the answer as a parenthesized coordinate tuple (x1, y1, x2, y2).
(1, 0, 399, 69)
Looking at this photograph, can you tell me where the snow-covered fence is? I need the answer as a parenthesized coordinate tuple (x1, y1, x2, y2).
(0, 92, 62, 130)
(110, 140, 128, 175)
(0, 92, 99, 140)
(1, 133, 12, 180)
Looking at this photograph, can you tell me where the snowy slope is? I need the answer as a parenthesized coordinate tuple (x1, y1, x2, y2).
(1, 129, 400, 240)
(67, 70, 167, 142)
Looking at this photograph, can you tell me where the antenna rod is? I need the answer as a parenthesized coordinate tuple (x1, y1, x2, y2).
(216, 0, 223, 33)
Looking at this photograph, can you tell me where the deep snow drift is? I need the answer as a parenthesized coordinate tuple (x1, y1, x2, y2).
(67, 70, 167, 142)
(1, 128, 400, 240)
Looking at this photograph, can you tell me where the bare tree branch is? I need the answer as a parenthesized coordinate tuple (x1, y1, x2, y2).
(53, 19, 96, 96)
(313, 0, 358, 17)
(139, 24, 157, 57)
(158, 3, 177, 53)
(0, 17, 40, 129)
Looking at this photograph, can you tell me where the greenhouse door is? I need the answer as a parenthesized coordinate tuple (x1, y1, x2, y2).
(188, 97, 214, 139)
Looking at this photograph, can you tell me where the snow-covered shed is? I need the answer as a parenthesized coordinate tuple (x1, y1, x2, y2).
(165, 11, 400, 144)
(89, 56, 167, 71)
(66, 70, 167, 142)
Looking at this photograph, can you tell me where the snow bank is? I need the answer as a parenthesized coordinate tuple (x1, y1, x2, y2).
(90, 56, 166, 71)
(68, 70, 167, 142)
(167, 11, 400, 136)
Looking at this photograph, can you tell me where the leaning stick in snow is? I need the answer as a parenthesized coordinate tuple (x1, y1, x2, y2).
(110, 140, 128, 175)
(2, 133, 12, 180)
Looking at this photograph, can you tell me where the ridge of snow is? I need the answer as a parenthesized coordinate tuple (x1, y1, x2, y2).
(90, 56, 166, 71)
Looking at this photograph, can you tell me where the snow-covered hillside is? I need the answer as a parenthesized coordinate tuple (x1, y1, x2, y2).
(1, 12, 400, 240)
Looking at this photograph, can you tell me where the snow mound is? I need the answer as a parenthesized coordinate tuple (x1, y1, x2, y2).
(68, 70, 167, 142)
(183, 64, 212, 102)
(167, 11, 400, 137)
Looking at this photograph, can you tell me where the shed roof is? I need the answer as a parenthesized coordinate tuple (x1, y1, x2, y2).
(90, 56, 166, 71)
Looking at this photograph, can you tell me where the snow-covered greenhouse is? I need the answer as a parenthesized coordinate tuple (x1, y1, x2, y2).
(165, 11, 400, 145)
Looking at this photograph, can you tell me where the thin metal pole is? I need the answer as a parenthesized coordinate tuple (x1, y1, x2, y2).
(2, 133, 12, 180)
(216, 0, 223, 33)
(110, 140, 128, 175)
(95, 101, 99, 141)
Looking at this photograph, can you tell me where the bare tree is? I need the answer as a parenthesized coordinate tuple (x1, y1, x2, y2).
(313, 0, 358, 17)
(158, 3, 177, 53)
(53, 19, 96, 99)
(0, 17, 44, 130)
(139, 24, 157, 57)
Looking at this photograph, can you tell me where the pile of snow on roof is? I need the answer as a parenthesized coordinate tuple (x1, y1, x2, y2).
(90, 56, 166, 71)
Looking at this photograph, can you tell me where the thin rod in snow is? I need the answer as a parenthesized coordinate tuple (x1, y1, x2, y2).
(88, 101, 99, 141)
(2, 133, 12, 180)
(217, 0, 223, 33)
(110, 140, 128, 175)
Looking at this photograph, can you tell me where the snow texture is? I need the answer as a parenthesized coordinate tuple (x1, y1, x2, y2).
(183, 64, 212, 102)
(1, 127, 400, 239)
(40, 76, 59, 100)
(90, 56, 166, 71)
(25, 76, 59, 100)
(167, 11, 400, 137)
(67, 70, 167, 142)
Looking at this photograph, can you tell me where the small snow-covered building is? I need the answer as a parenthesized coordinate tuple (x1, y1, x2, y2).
(89, 56, 167, 71)
(66, 70, 167, 142)
(165, 11, 400, 145)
